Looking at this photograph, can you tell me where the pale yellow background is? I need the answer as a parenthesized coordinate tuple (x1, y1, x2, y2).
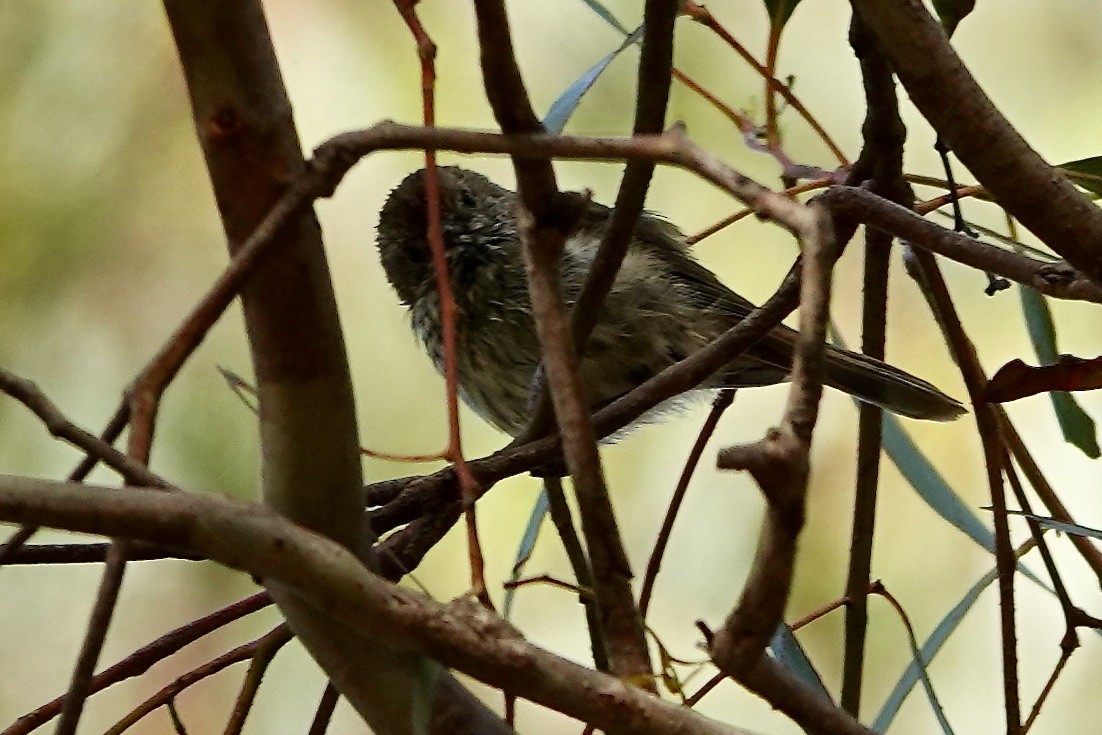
(1, 1, 1100, 733)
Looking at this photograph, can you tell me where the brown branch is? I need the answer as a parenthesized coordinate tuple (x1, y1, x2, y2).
(307, 683, 341, 735)
(840, 14, 908, 715)
(0, 475, 753, 735)
(161, 4, 502, 734)
(712, 208, 829, 660)
(852, 0, 1102, 284)
(543, 475, 608, 672)
(996, 408, 1102, 585)
(4, 591, 269, 735)
(54, 542, 129, 735)
(471, 0, 557, 204)
(470, 0, 680, 692)
(1, 542, 199, 565)
(904, 250, 1021, 733)
(519, 197, 654, 688)
(523, 0, 679, 439)
(817, 186, 1102, 303)
(1001, 455, 1081, 652)
(223, 624, 292, 734)
(1022, 647, 1072, 734)
(683, 1, 848, 165)
(640, 390, 735, 619)
(570, 0, 678, 349)
(392, 0, 489, 608)
(737, 657, 874, 735)
(0, 369, 174, 489)
(709, 205, 873, 735)
(101, 626, 292, 735)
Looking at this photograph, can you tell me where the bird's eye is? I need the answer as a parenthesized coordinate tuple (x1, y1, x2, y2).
(458, 188, 478, 209)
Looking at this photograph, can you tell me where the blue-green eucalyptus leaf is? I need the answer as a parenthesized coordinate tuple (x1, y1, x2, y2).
(1057, 155, 1102, 196)
(1019, 286, 1100, 458)
(768, 624, 831, 700)
(503, 488, 550, 619)
(578, 0, 630, 35)
(543, 26, 643, 134)
(872, 566, 993, 731)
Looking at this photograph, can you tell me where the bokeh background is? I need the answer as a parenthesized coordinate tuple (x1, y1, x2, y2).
(1, 1, 1100, 733)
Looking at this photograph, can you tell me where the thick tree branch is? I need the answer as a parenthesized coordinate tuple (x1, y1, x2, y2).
(817, 186, 1102, 303)
(0, 475, 752, 735)
(161, 5, 500, 733)
(852, 0, 1102, 284)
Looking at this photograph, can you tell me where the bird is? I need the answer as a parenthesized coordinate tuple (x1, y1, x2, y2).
(375, 166, 965, 436)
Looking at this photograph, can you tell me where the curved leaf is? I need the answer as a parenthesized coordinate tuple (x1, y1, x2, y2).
(1019, 287, 1100, 458)
(503, 488, 550, 619)
(873, 566, 993, 731)
(543, 26, 642, 134)
(1057, 155, 1102, 196)
(881, 415, 997, 552)
(763, 0, 803, 30)
(768, 624, 831, 700)
(578, 0, 630, 35)
(932, 0, 976, 36)
(1003, 510, 1102, 540)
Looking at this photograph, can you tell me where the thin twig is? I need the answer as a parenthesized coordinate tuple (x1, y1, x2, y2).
(996, 408, 1102, 585)
(307, 683, 340, 735)
(839, 14, 909, 714)
(472, 0, 656, 690)
(0, 369, 174, 489)
(0, 474, 754, 735)
(543, 476, 609, 672)
(54, 542, 130, 735)
(1, 541, 200, 565)
(640, 390, 735, 619)
(709, 204, 876, 735)
(101, 625, 292, 735)
(905, 249, 1021, 734)
(1021, 647, 1072, 734)
(392, 0, 489, 608)
(223, 623, 294, 734)
(683, 1, 848, 165)
(854, 0, 1102, 284)
(4, 593, 272, 735)
(817, 186, 1102, 303)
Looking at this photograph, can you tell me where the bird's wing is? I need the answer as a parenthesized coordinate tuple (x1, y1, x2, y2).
(631, 212, 768, 323)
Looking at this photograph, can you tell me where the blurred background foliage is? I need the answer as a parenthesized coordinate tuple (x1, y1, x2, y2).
(0, 1, 1100, 733)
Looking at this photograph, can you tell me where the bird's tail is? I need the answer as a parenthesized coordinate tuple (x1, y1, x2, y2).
(818, 344, 965, 421)
(743, 332, 966, 422)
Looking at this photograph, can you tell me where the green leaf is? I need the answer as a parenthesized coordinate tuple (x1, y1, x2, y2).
(931, 211, 1060, 262)
(932, 0, 975, 36)
(873, 566, 993, 731)
(881, 416, 1049, 587)
(503, 489, 550, 619)
(1003, 510, 1102, 540)
(880, 598, 956, 735)
(875, 554, 1102, 730)
(412, 656, 442, 735)
(1019, 287, 1101, 458)
(826, 324, 999, 550)
(543, 26, 643, 134)
(762, 0, 803, 29)
(882, 414, 997, 552)
(768, 624, 831, 700)
(1051, 392, 1101, 458)
(1057, 155, 1102, 196)
(578, 0, 630, 35)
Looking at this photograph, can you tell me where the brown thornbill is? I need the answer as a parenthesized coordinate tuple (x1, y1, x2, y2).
(375, 166, 965, 436)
